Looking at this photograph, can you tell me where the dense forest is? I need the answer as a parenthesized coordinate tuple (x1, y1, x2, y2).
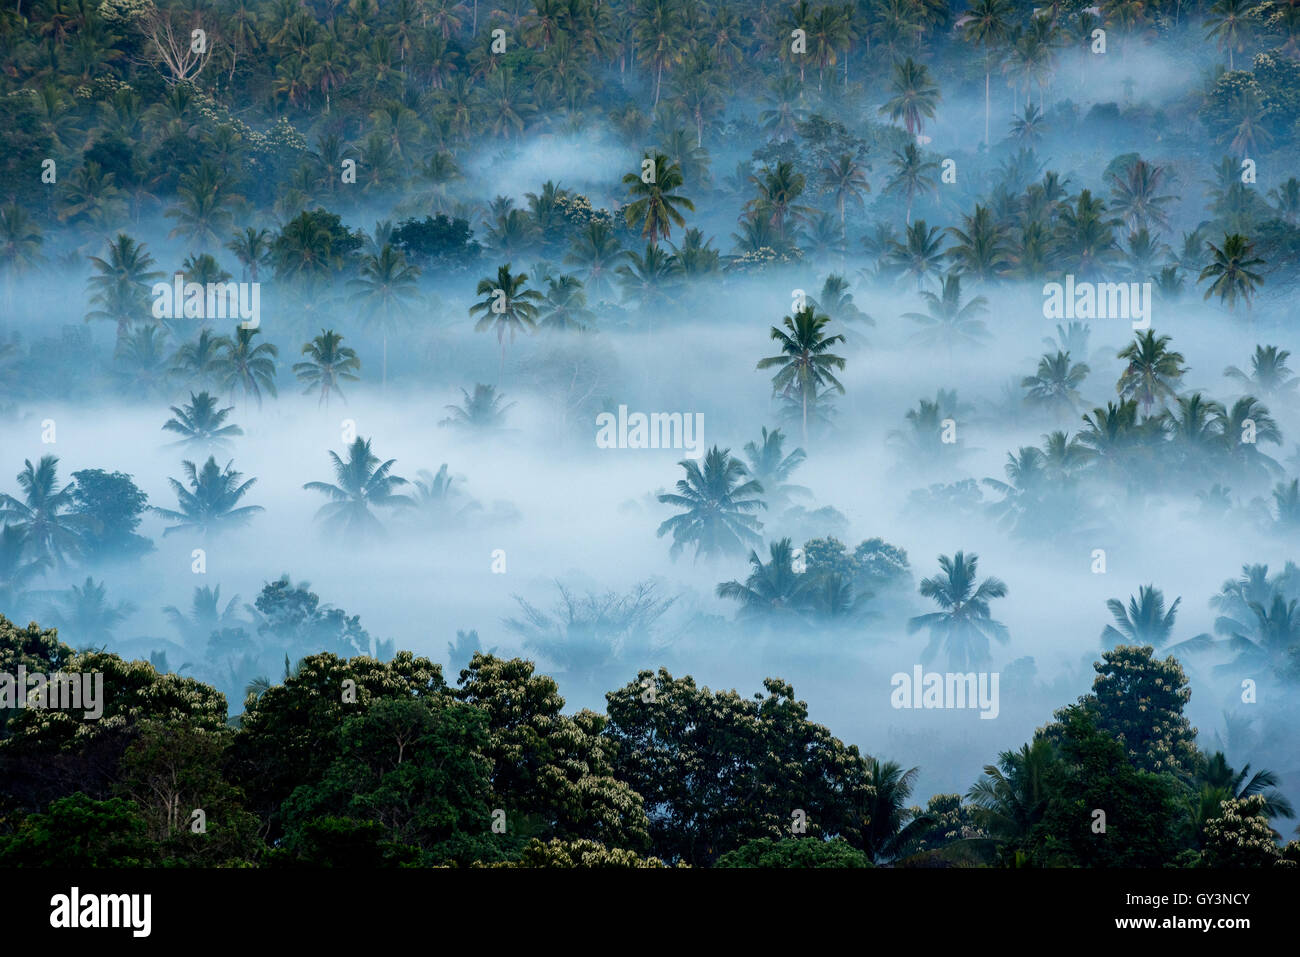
(1, 0, 1299, 867)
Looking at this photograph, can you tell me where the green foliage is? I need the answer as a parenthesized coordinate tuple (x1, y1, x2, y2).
(716, 836, 872, 868)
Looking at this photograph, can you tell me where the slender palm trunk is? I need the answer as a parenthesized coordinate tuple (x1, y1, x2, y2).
(984, 60, 991, 146)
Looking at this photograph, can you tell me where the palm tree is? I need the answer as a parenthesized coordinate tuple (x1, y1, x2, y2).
(153, 457, 263, 538)
(656, 446, 766, 561)
(746, 161, 814, 242)
(879, 57, 940, 137)
(1107, 158, 1174, 235)
(743, 426, 810, 512)
(946, 205, 1010, 281)
(615, 242, 682, 315)
(213, 326, 279, 409)
(887, 219, 946, 289)
(348, 244, 420, 389)
(294, 330, 361, 406)
(1100, 585, 1183, 648)
(623, 152, 694, 241)
(0, 524, 47, 611)
(1197, 752, 1295, 823)
(537, 273, 595, 332)
(1021, 351, 1089, 418)
(884, 144, 939, 225)
(226, 226, 271, 281)
(0, 204, 44, 310)
(1205, 0, 1256, 69)
(163, 584, 245, 646)
(962, 0, 1014, 146)
(470, 264, 542, 384)
(1199, 234, 1265, 314)
(903, 272, 990, 357)
(821, 153, 870, 239)
(757, 307, 847, 446)
(635, 0, 685, 107)
(440, 383, 516, 430)
(907, 551, 1010, 669)
(303, 437, 413, 537)
(1116, 330, 1187, 415)
(1225, 346, 1298, 399)
(863, 758, 933, 864)
(169, 328, 230, 391)
(1053, 189, 1119, 278)
(46, 578, 136, 648)
(716, 538, 816, 618)
(0, 456, 84, 567)
(564, 221, 628, 300)
(1272, 478, 1300, 530)
(967, 739, 1056, 845)
(1009, 103, 1047, 146)
(163, 391, 244, 452)
(85, 233, 164, 340)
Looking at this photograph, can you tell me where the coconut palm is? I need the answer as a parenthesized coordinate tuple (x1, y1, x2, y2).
(162, 391, 244, 452)
(226, 226, 271, 281)
(745, 161, 814, 242)
(1225, 346, 1298, 398)
(967, 739, 1056, 844)
(85, 233, 164, 340)
(169, 328, 230, 391)
(1205, 0, 1256, 69)
(0, 524, 46, 611)
(946, 205, 1010, 281)
(863, 758, 935, 864)
(154, 456, 263, 538)
(820, 153, 871, 239)
(46, 578, 136, 648)
(348, 244, 420, 389)
(1100, 585, 1189, 649)
(907, 551, 1010, 669)
(757, 306, 847, 446)
(623, 152, 694, 241)
(1197, 752, 1295, 822)
(303, 437, 413, 537)
(879, 57, 940, 137)
(716, 538, 817, 618)
(615, 242, 682, 316)
(470, 264, 542, 384)
(1116, 330, 1186, 415)
(886, 219, 946, 289)
(1053, 189, 1120, 279)
(1198, 234, 1265, 313)
(213, 326, 279, 409)
(884, 144, 939, 225)
(0, 456, 85, 567)
(743, 426, 810, 512)
(656, 446, 766, 561)
(564, 220, 628, 300)
(1107, 158, 1175, 235)
(537, 273, 595, 332)
(962, 0, 1015, 146)
(903, 272, 990, 357)
(162, 585, 246, 646)
(0, 204, 44, 310)
(440, 383, 515, 430)
(293, 329, 361, 406)
(1021, 351, 1090, 420)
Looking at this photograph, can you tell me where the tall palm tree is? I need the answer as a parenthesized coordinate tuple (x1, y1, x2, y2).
(946, 205, 1010, 281)
(348, 244, 420, 389)
(967, 739, 1056, 845)
(46, 578, 136, 648)
(743, 426, 810, 511)
(1199, 234, 1265, 313)
(962, 0, 1014, 146)
(907, 551, 1010, 669)
(1116, 330, 1187, 415)
(887, 219, 947, 290)
(757, 307, 847, 446)
(1021, 351, 1090, 420)
(820, 153, 870, 239)
(154, 457, 263, 538)
(863, 758, 933, 864)
(746, 161, 814, 241)
(303, 437, 413, 537)
(169, 328, 230, 391)
(537, 273, 595, 332)
(0, 456, 84, 567)
(162, 584, 246, 646)
(440, 383, 516, 430)
(293, 329, 361, 406)
(1197, 752, 1295, 823)
(226, 226, 271, 280)
(716, 538, 816, 618)
(1107, 158, 1174, 235)
(1100, 585, 1183, 648)
(564, 221, 628, 300)
(85, 233, 164, 340)
(884, 144, 939, 225)
(879, 56, 941, 137)
(470, 264, 542, 384)
(903, 272, 989, 357)
(656, 446, 766, 561)
(623, 152, 694, 241)
(1053, 189, 1119, 278)
(1205, 0, 1256, 69)
(162, 391, 244, 452)
(1224, 346, 1298, 398)
(213, 326, 279, 409)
